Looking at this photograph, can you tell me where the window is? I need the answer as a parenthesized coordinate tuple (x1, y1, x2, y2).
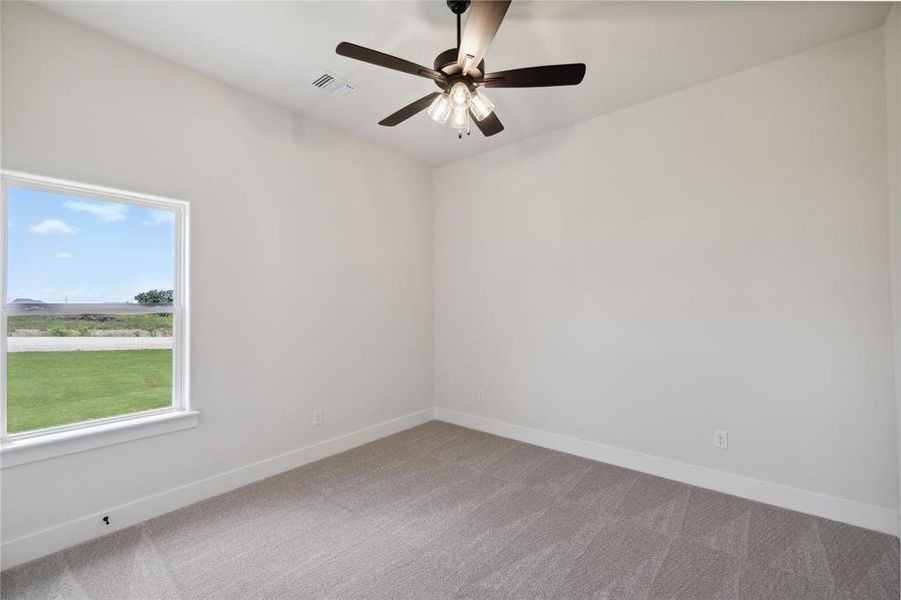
(1, 171, 194, 467)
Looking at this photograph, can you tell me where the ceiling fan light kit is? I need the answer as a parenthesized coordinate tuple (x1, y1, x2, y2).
(335, 0, 586, 140)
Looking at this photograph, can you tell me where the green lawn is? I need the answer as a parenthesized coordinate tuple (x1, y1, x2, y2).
(7, 349, 172, 433)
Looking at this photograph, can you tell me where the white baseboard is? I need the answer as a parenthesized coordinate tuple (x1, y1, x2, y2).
(1, 407, 434, 570)
(6, 405, 896, 570)
(434, 407, 900, 537)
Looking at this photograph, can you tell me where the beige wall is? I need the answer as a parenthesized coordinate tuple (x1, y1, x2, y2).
(885, 2, 901, 531)
(1, 2, 432, 544)
(434, 29, 898, 512)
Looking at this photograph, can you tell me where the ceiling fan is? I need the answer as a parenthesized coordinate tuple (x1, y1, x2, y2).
(336, 0, 586, 139)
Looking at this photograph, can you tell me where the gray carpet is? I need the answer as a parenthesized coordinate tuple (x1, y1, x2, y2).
(2, 421, 898, 599)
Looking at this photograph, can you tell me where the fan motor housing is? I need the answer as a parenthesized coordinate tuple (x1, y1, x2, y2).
(446, 0, 470, 15)
(433, 48, 484, 86)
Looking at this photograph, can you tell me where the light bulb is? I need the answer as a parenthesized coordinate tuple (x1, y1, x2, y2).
(427, 93, 452, 124)
(451, 107, 468, 130)
(469, 89, 495, 121)
(448, 82, 471, 110)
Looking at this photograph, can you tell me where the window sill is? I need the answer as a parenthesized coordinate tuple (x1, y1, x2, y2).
(0, 410, 199, 468)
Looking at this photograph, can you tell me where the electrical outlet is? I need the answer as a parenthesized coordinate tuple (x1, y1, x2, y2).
(713, 430, 728, 449)
(477, 390, 485, 405)
(312, 409, 323, 426)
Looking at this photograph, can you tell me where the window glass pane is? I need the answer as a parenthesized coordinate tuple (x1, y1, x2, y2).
(7, 314, 173, 433)
(6, 186, 174, 304)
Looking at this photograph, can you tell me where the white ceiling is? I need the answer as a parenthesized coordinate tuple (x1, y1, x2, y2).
(40, 1, 890, 166)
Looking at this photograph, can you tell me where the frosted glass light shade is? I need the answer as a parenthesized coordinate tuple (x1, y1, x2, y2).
(451, 107, 468, 130)
(470, 90, 495, 121)
(448, 82, 472, 109)
(428, 93, 452, 124)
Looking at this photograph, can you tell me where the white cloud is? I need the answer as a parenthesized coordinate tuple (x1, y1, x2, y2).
(64, 200, 127, 223)
(55, 252, 74, 259)
(30, 219, 77, 234)
(143, 211, 175, 226)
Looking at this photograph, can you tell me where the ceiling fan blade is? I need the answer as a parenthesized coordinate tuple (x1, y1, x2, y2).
(470, 109, 504, 137)
(379, 93, 442, 127)
(457, 1, 511, 72)
(480, 64, 586, 88)
(336, 42, 446, 83)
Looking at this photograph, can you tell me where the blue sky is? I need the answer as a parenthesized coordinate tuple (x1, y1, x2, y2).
(7, 187, 174, 303)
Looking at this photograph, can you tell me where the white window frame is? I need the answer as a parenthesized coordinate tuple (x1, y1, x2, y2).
(0, 171, 196, 468)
